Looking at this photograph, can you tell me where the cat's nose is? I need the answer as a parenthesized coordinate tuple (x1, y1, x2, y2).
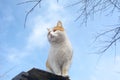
(49, 34, 54, 38)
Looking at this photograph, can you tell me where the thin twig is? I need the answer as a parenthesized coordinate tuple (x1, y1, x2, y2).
(69, 0, 120, 25)
(94, 27, 119, 42)
(65, 0, 83, 8)
(112, 27, 120, 39)
(0, 65, 17, 78)
(109, 0, 120, 10)
(101, 36, 120, 53)
(24, 0, 42, 28)
(94, 27, 120, 53)
(17, 0, 38, 5)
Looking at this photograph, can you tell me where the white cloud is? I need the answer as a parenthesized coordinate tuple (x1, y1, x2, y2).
(7, 48, 22, 63)
(6, 48, 27, 63)
(26, 21, 48, 50)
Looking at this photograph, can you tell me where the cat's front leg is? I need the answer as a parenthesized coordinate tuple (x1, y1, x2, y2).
(52, 64, 62, 76)
(46, 60, 53, 73)
(61, 61, 71, 77)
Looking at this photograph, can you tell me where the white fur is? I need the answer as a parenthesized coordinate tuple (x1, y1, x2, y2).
(46, 29, 73, 77)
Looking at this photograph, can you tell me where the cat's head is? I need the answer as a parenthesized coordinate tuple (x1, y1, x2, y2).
(47, 21, 66, 44)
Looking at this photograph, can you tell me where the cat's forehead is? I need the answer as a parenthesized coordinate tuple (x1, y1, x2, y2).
(48, 21, 65, 31)
(53, 26, 64, 31)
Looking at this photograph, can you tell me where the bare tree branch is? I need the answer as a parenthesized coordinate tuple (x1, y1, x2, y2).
(94, 27, 120, 42)
(100, 36, 120, 53)
(65, 0, 83, 8)
(17, 0, 38, 5)
(18, 0, 42, 28)
(66, 0, 120, 25)
(109, 0, 120, 10)
(95, 26, 120, 53)
(24, 0, 42, 28)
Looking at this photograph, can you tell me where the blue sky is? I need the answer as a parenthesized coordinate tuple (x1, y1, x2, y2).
(0, 0, 120, 80)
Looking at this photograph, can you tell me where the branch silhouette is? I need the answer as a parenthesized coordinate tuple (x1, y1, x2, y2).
(17, 0, 42, 28)
(17, 0, 120, 54)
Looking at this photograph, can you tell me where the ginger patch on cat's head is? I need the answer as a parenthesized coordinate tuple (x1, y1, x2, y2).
(53, 21, 64, 31)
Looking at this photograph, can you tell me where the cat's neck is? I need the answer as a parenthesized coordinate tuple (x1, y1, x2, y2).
(50, 38, 68, 48)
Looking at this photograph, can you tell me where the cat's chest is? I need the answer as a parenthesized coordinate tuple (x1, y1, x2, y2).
(50, 45, 64, 55)
(49, 42, 72, 56)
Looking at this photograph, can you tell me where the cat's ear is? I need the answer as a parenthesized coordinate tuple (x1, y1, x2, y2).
(53, 21, 64, 31)
(57, 21, 63, 27)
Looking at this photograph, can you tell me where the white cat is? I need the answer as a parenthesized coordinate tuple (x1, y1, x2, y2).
(46, 21, 73, 77)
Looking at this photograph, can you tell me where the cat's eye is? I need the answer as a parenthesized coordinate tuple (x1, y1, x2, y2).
(53, 30, 56, 32)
